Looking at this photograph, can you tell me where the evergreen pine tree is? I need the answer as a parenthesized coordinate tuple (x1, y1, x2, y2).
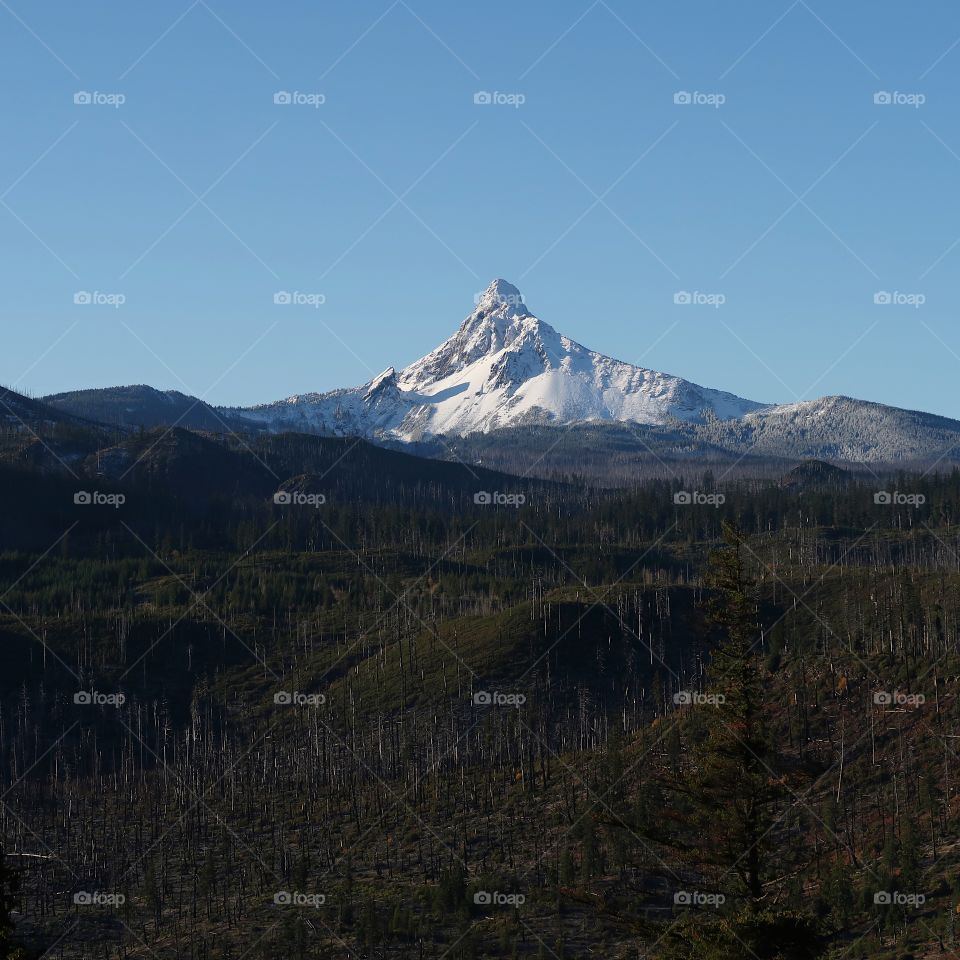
(659, 522, 823, 959)
(687, 520, 782, 908)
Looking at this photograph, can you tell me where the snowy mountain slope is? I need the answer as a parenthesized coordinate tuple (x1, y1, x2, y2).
(693, 395, 960, 463)
(226, 280, 769, 441)
(436, 398, 960, 483)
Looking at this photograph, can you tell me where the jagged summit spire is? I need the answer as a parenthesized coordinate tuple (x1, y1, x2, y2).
(450, 279, 540, 362)
(474, 279, 530, 317)
(397, 280, 542, 388)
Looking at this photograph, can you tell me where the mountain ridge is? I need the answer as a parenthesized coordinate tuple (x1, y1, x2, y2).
(38, 280, 960, 471)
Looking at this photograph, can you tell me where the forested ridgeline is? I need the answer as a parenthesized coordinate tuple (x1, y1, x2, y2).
(1, 427, 960, 956)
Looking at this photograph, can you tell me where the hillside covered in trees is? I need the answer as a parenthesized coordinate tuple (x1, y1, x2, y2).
(0, 402, 958, 958)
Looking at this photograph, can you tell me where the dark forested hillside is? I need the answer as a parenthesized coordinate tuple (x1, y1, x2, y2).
(1, 405, 960, 958)
(41, 385, 251, 434)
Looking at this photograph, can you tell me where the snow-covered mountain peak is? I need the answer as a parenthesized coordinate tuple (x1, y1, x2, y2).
(229, 280, 769, 441)
(400, 280, 554, 389)
(458, 279, 539, 348)
(473, 278, 530, 318)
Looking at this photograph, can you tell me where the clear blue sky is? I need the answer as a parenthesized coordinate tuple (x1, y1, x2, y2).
(3, 0, 960, 415)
